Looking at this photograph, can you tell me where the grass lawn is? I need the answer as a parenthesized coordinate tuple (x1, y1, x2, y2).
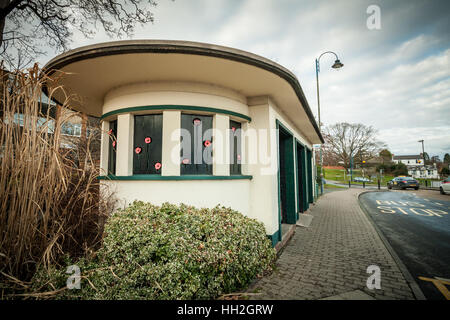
(323, 168, 395, 185)
(324, 184, 347, 189)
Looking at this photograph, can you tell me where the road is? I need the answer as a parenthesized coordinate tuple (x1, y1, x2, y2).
(359, 190, 450, 300)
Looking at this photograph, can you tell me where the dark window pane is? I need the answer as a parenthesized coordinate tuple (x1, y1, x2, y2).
(230, 120, 242, 175)
(108, 120, 117, 175)
(180, 114, 212, 175)
(133, 114, 163, 175)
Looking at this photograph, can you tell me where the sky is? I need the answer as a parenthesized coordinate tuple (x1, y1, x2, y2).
(35, 0, 450, 160)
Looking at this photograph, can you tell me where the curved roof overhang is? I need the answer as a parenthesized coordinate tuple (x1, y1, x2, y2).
(43, 40, 323, 144)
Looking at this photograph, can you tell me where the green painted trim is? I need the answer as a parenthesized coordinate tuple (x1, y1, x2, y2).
(98, 174, 253, 181)
(267, 230, 280, 248)
(307, 149, 314, 204)
(294, 139, 300, 220)
(100, 105, 251, 122)
(301, 143, 309, 211)
(276, 120, 297, 226)
(275, 122, 282, 242)
(275, 119, 294, 137)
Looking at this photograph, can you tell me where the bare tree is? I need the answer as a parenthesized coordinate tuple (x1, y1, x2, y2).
(324, 122, 386, 170)
(0, 0, 161, 69)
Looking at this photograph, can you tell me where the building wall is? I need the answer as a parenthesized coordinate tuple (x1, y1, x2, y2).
(103, 82, 249, 118)
(99, 83, 317, 241)
(267, 98, 315, 204)
(396, 159, 423, 166)
(408, 168, 439, 179)
(102, 179, 250, 216)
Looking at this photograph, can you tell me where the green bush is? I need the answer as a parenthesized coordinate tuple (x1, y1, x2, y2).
(32, 202, 276, 300)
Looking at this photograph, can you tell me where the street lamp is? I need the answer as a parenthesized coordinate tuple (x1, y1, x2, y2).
(316, 51, 344, 193)
(418, 139, 425, 165)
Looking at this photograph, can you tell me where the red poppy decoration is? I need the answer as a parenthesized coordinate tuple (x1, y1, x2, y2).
(154, 162, 162, 170)
(204, 140, 211, 147)
(108, 129, 113, 135)
(145, 137, 152, 144)
(112, 141, 116, 148)
(193, 118, 201, 126)
(231, 126, 236, 132)
(182, 158, 190, 164)
(135, 147, 142, 154)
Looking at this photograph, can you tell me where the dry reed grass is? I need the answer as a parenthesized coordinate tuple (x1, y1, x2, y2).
(0, 64, 115, 297)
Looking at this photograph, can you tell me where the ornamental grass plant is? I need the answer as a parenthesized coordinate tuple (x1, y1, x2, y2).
(0, 65, 114, 298)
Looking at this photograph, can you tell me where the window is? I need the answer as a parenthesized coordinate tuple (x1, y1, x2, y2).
(180, 114, 212, 175)
(133, 114, 163, 175)
(108, 120, 117, 175)
(7, 113, 55, 133)
(230, 120, 242, 175)
(61, 122, 82, 137)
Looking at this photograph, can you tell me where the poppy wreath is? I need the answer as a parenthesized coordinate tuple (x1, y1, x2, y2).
(204, 140, 212, 147)
(135, 147, 142, 154)
(154, 162, 162, 170)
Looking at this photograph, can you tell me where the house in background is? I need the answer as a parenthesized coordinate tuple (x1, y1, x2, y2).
(393, 155, 424, 166)
(43, 40, 323, 248)
(407, 165, 440, 179)
(6, 91, 101, 164)
(393, 154, 439, 179)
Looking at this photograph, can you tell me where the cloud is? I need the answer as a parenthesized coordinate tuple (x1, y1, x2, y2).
(34, 0, 450, 159)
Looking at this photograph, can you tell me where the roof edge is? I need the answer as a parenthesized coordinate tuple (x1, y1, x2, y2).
(44, 40, 324, 143)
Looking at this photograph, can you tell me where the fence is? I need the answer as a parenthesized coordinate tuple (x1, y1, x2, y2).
(418, 180, 441, 188)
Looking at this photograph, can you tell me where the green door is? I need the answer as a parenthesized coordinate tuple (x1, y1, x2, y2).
(277, 121, 297, 226)
(296, 141, 307, 214)
(307, 149, 313, 203)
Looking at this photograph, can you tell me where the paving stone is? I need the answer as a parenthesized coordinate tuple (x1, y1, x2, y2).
(246, 189, 416, 300)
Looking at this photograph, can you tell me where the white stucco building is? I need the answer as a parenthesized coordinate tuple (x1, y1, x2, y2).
(44, 40, 323, 247)
(407, 165, 440, 179)
(393, 155, 424, 166)
(393, 155, 440, 179)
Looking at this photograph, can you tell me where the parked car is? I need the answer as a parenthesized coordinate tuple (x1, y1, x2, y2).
(387, 177, 419, 190)
(440, 177, 450, 194)
(354, 177, 371, 182)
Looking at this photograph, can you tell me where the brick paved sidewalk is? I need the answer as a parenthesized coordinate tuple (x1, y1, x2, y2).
(246, 188, 416, 300)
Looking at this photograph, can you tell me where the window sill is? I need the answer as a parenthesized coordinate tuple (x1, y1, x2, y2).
(98, 174, 253, 181)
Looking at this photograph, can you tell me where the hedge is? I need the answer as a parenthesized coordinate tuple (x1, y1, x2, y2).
(32, 202, 276, 299)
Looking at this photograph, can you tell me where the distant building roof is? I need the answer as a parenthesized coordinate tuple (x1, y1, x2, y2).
(393, 155, 421, 160)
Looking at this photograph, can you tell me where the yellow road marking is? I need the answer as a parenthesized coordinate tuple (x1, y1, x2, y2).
(375, 199, 449, 217)
(418, 276, 450, 300)
(377, 206, 396, 213)
(396, 207, 409, 215)
(410, 208, 433, 216)
(424, 209, 448, 217)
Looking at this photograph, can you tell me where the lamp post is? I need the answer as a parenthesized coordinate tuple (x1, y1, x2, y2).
(418, 139, 425, 165)
(316, 51, 344, 194)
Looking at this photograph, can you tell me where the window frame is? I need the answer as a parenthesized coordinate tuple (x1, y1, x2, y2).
(180, 113, 213, 175)
(230, 119, 242, 175)
(133, 114, 163, 175)
(107, 120, 117, 175)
